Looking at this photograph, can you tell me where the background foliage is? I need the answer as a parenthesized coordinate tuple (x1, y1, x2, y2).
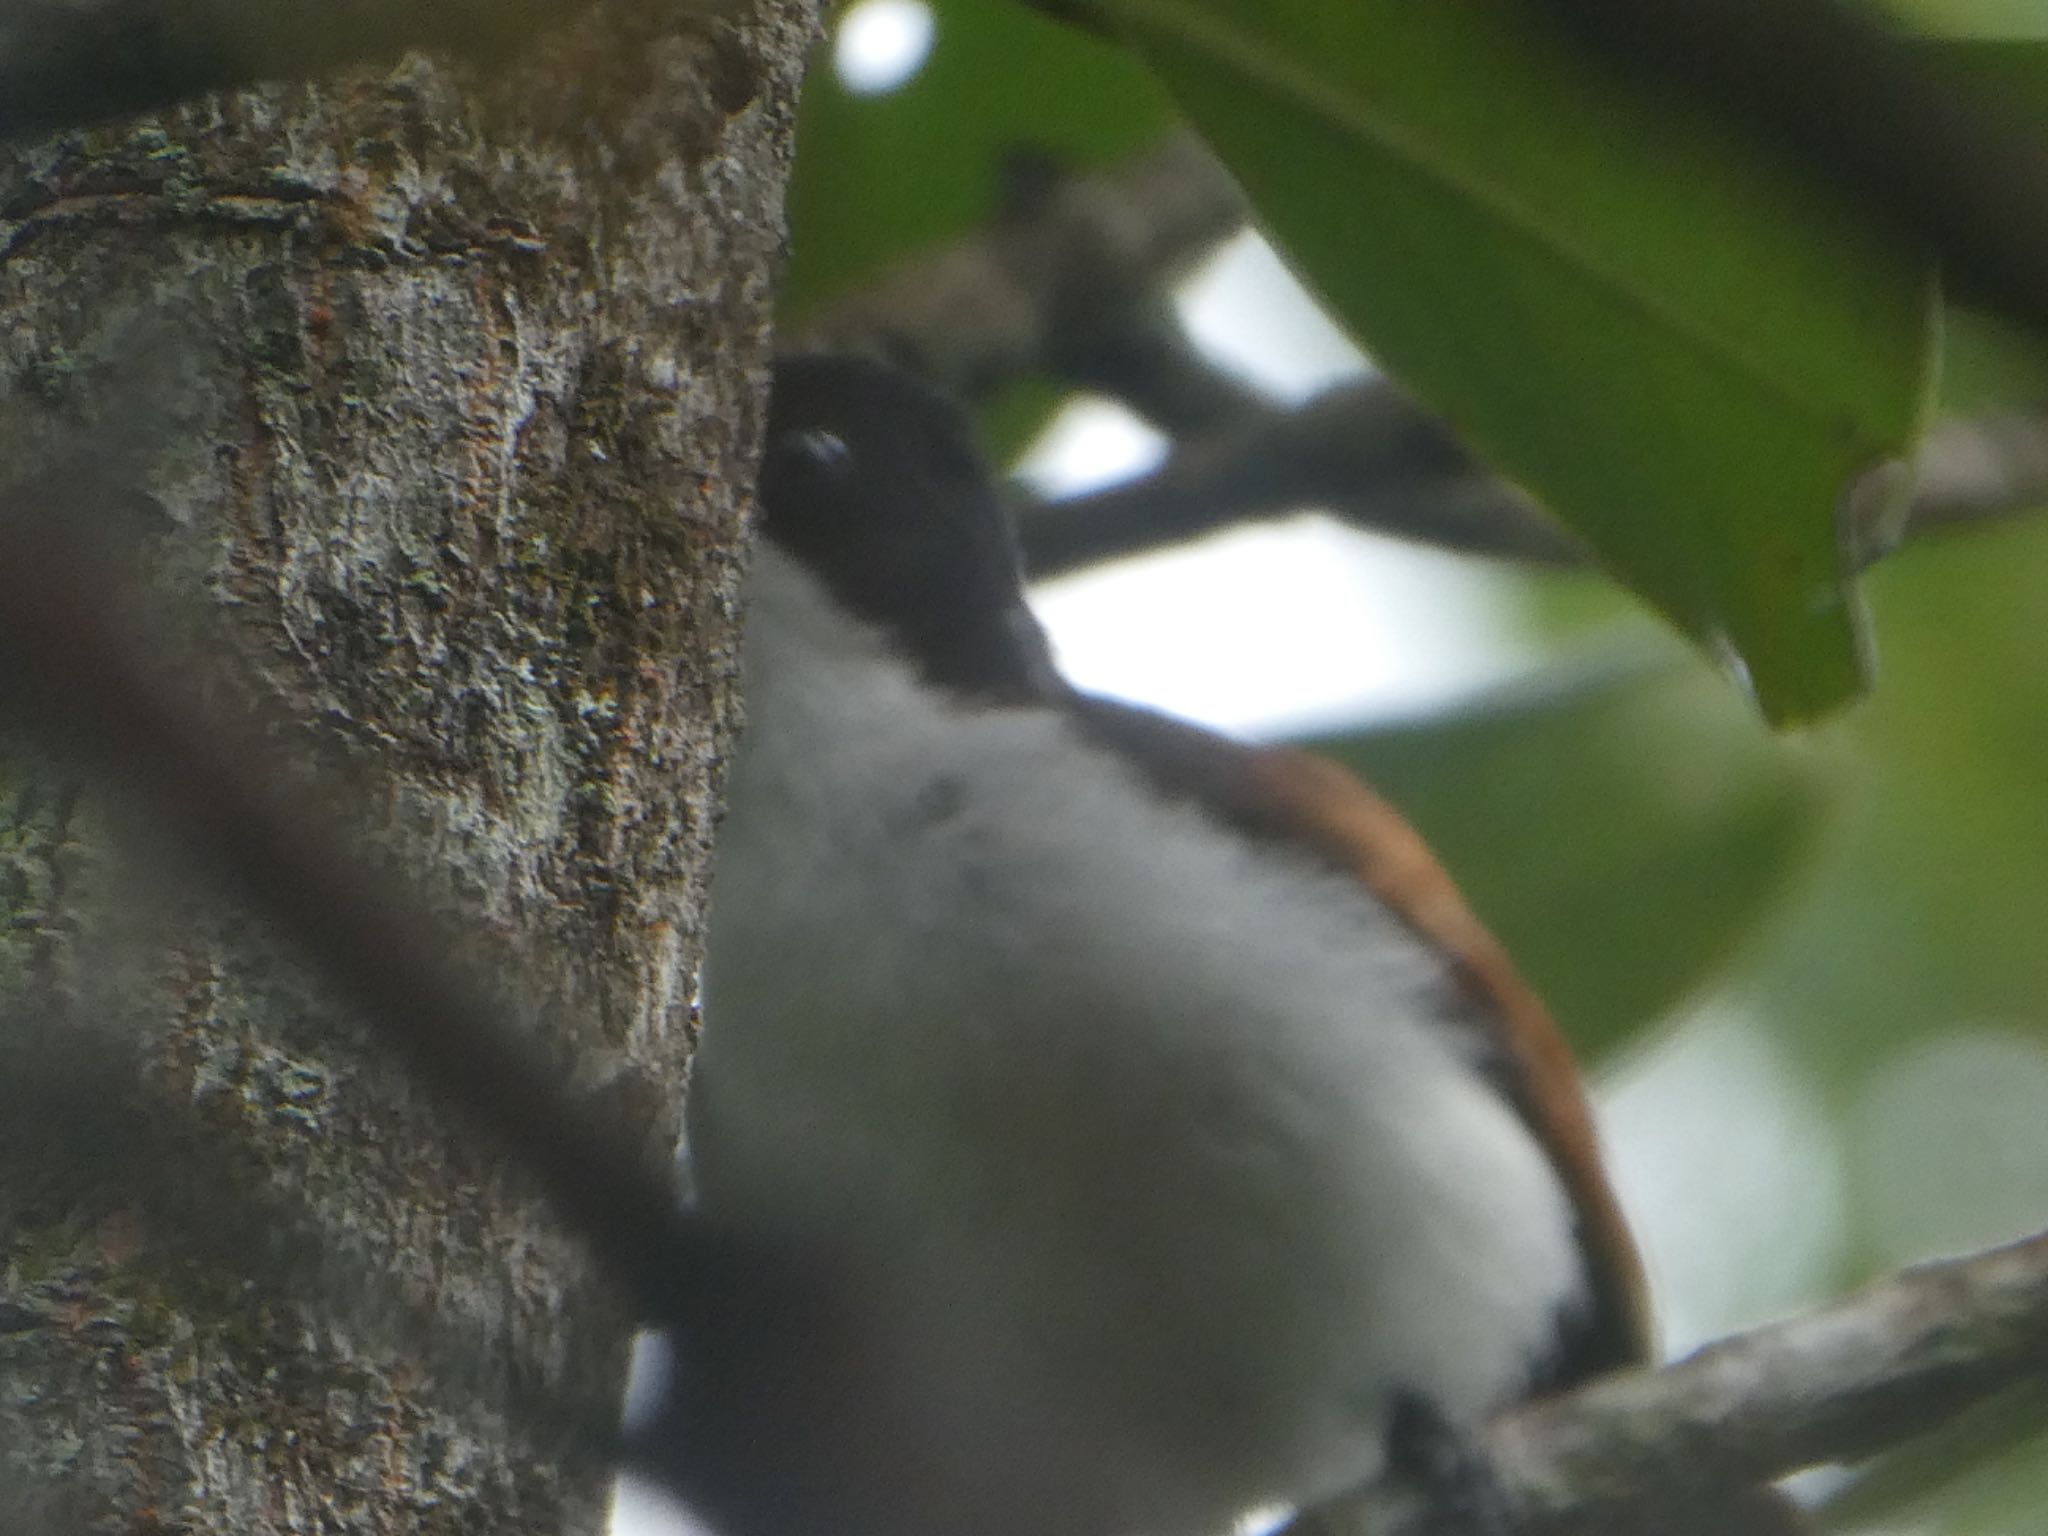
(784, 0, 2048, 1529)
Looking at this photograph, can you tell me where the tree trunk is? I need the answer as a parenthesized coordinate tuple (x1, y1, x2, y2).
(0, 4, 813, 1532)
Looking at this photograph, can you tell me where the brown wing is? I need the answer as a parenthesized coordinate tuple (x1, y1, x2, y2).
(1069, 694, 1653, 1384)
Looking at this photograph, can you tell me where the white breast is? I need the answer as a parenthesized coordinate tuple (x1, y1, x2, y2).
(690, 547, 1589, 1531)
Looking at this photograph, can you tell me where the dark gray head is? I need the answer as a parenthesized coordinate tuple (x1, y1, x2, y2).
(757, 355, 1061, 702)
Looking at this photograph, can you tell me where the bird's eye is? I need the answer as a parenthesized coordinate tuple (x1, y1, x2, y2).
(779, 428, 854, 478)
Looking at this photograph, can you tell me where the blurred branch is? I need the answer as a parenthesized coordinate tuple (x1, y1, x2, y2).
(0, 0, 607, 140)
(796, 132, 1255, 433)
(1891, 407, 2048, 549)
(1019, 385, 2048, 577)
(1017, 377, 1582, 575)
(1532, 0, 2048, 342)
(1288, 1229, 2048, 1536)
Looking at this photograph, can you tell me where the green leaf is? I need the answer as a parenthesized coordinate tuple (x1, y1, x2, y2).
(1303, 655, 1835, 1062)
(1085, 0, 1937, 723)
(781, 0, 1173, 320)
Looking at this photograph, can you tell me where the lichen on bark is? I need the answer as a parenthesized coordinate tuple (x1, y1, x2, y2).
(0, 2, 816, 1531)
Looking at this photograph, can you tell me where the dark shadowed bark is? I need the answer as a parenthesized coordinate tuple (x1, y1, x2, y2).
(0, 3, 814, 1531)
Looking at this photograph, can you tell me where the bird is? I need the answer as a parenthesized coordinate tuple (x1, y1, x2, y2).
(666, 353, 1792, 1536)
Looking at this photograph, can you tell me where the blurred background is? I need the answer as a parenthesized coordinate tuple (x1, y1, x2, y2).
(628, 2, 2048, 1530)
(1026, 274, 2048, 1534)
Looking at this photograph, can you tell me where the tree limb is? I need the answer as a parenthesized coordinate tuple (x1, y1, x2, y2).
(1289, 1230, 2048, 1535)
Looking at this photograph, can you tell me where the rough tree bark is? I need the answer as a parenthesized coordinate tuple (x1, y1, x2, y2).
(0, 2, 814, 1531)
